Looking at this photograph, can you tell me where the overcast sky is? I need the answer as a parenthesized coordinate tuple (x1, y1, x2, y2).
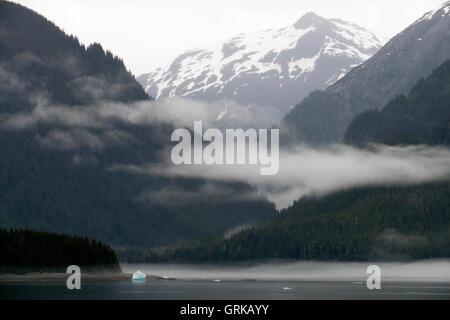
(12, 0, 445, 76)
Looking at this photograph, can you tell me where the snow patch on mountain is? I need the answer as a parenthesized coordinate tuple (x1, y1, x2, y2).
(138, 12, 381, 119)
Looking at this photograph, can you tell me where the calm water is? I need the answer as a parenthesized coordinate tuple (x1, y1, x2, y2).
(1, 261, 450, 300)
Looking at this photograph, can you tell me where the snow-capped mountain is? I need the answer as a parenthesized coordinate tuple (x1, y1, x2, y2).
(282, 1, 450, 145)
(138, 12, 381, 118)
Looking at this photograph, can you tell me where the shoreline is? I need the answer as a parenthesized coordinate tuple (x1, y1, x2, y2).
(0, 272, 175, 283)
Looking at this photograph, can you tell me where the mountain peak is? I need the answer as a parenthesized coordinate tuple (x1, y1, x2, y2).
(139, 11, 381, 118)
(293, 12, 325, 29)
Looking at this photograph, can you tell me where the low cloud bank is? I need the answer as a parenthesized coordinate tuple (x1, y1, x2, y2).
(112, 144, 450, 209)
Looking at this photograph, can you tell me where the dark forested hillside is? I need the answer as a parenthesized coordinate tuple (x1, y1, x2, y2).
(0, 228, 120, 273)
(0, 1, 275, 248)
(0, 1, 148, 107)
(344, 60, 450, 146)
(137, 183, 450, 263)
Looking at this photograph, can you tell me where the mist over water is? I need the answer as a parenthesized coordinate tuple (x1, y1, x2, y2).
(2, 260, 449, 300)
(121, 260, 450, 282)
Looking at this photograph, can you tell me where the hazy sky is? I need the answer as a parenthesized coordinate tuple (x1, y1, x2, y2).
(12, 0, 445, 76)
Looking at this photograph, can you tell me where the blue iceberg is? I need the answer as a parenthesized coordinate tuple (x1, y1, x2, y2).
(132, 270, 146, 282)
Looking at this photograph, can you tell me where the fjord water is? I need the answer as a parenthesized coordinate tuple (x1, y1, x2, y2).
(1, 261, 450, 300)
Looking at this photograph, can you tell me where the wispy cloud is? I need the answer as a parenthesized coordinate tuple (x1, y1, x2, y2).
(135, 182, 266, 207)
(1, 96, 282, 131)
(2, 71, 449, 209)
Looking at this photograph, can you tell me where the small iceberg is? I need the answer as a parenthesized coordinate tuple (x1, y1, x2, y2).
(282, 287, 292, 291)
(213, 279, 221, 282)
(132, 270, 146, 282)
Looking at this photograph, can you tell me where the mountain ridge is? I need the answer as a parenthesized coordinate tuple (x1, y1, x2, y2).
(138, 12, 381, 119)
(282, 1, 450, 145)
